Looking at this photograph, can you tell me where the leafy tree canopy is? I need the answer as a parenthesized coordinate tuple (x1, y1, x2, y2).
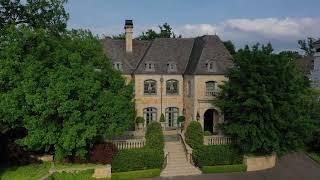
(278, 51, 302, 60)
(223, 40, 236, 55)
(215, 43, 314, 154)
(0, 0, 68, 32)
(136, 23, 181, 40)
(0, 26, 134, 160)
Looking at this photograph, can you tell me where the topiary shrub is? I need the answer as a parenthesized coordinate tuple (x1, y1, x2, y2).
(145, 122, 164, 150)
(185, 121, 203, 149)
(204, 131, 212, 136)
(136, 117, 144, 124)
(112, 148, 163, 172)
(88, 143, 118, 164)
(193, 145, 243, 167)
(159, 114, 165, 123)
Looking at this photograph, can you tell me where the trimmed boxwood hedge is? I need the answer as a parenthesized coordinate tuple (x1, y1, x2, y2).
(145, 122, 164, 150)
(112, 148, 163, 172)
(193, 145, 243, 167)
(185, 121, 203, 149)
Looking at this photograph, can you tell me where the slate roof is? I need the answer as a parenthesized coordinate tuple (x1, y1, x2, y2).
(101, 35, 233, 75)
(102, 38, 151, 74)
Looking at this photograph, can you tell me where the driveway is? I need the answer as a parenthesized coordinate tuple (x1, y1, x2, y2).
(157, 152, 320, 180)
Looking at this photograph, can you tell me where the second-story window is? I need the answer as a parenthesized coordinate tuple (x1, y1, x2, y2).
(113, 62, 123, 71)
(144, 79, 157, 95)
(205, 81, 216, 96)
(166, 79, 178, 95)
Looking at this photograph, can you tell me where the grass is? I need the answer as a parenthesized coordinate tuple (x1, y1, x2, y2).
(307, 152, 320, 164)
(54, 163, 105, 170)
(48, 168, 161, 180)
(112, 169, 161, 180)
(201, 164, 247, 174)
(0, 162, 51, 180)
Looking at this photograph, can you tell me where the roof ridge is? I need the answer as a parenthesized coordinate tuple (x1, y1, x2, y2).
(132, 40, 154, 74)
(184, 37, 205, 74)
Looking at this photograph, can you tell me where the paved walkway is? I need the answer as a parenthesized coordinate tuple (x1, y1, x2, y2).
(157, 152, 320, 180)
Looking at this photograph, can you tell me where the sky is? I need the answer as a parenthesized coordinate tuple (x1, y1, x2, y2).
(66, 0, 320, 52)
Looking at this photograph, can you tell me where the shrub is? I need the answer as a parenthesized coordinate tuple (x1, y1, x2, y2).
(136, 117, 144, 124)
(112, 148, 164, 172)
(145, 122, 164, 150)
(193, 145, 243, 167)
(88, 142, 118, 164)
(159, 114, 165, 122)
(177, 116, 185, 123)
(201, 164, 247, 174)
(185, 121, 203, 149)
(204, 131, 212, 136)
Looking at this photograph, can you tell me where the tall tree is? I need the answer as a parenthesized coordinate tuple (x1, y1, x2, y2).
(137, 23, 180, 40)
(215, 43, 314, 154)
(0, 27, 135, 160)
(298, 37, 318, 56)
(0, 0, 68, 31)
(111, 33, 125, 40)
(279, 51, 302, 60)
(223, 40, 236, 55)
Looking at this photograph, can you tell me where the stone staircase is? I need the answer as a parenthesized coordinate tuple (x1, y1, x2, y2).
(160, 136, 201, 177)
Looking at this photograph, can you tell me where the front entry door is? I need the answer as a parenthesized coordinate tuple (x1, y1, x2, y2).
(166, 107, 179, 128)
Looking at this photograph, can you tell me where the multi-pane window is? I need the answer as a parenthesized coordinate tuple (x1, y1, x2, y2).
(143, 107, 157, 125)
(145, 63, 155, 71)
(166, 79, 178, 94)
(206, 61, 217, 72)
(205, 81, 216, 96)
(144, 79, 157, 95)
(165, 107, 179, 127)
(113, 62, 123, 71)
(167, 62, 177, 72)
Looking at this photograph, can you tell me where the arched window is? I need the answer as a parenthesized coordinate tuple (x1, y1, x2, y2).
(165, 107, 179, 127)
(144, 79, 157, 95)
(205, 81, 216, 96)
(143, 107, 157, 125)
(166, 79, 179, 94)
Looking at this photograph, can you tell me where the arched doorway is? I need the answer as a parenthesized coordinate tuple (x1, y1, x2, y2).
(204, 109, 219, 133)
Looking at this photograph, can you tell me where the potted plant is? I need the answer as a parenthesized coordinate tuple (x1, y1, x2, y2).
(160, 113, 166, 129)
(177, 116, 185, 128)
(135, 116, 144, 130)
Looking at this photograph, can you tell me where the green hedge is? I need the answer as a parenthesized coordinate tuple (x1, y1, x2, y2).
(145, 122, 164, 150)
(201, 164, 246, 174)
(112, 148, 163, 172)
(185, 121, 203, 149)
(193, 145, 243, 167)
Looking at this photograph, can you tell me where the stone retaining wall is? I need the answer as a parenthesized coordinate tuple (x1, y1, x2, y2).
(244, 153, 276, 171)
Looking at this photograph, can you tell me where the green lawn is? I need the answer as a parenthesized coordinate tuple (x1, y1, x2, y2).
(307, 152, 320, 164)
(201, 164, 247, 174)
(49, 168, 161, 180)
(0, 162, 51, 180)
(54, 163, 105, 170)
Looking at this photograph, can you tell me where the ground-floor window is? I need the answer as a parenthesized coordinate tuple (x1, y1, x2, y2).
(143, 107, 157, 125)
(165, 107, 179, 127)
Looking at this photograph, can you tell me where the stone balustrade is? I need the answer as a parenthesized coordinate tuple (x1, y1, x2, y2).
(204, 135, 233, 145)
(110, 138, 145, 150)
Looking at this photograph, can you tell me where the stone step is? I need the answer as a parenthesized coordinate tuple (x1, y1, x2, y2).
(160, 170, 201, 177)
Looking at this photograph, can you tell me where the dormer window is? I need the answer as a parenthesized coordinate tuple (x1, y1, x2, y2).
(145, 63, 155, 71)
(167, 62, 177, 72)
(113, 62, 123, 71)
(205, 61, 217, 72)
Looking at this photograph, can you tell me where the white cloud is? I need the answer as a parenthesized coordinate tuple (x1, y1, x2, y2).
(176, 24, 220, 37)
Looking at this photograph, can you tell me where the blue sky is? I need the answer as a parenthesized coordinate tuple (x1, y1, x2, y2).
(66, 0, 320, 52)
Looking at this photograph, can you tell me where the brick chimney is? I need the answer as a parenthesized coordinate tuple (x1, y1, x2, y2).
(124, 20, 133, 53)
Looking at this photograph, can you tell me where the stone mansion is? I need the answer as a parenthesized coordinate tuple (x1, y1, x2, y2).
(102, 20, 233, 133)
